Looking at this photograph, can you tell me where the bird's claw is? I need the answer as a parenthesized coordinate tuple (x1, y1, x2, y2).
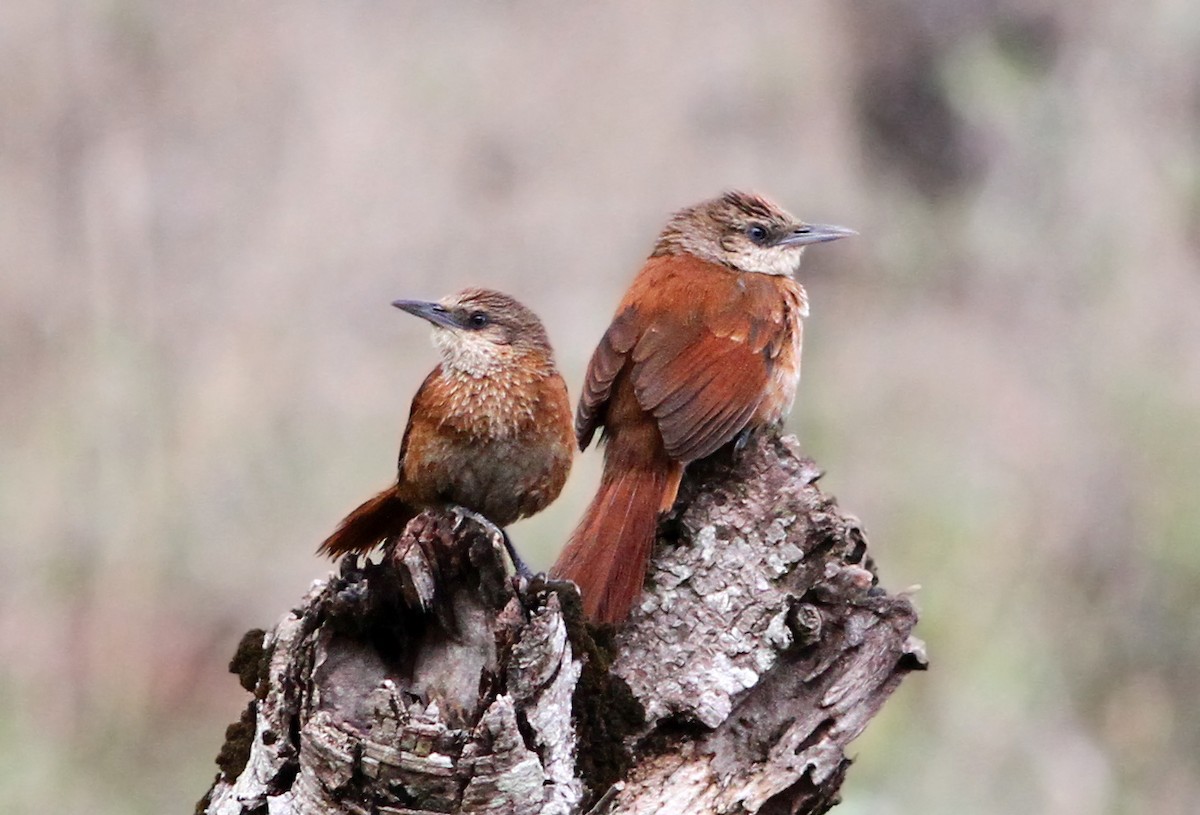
(451, 507, 532, 578)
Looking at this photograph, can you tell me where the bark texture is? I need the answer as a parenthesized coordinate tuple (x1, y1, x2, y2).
(198, 433, 925, 815)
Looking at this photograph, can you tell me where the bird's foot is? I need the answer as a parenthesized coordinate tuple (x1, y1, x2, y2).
(451, 507, 533, 579)
(733, 426, 754, 454)
(733, 424, 767, 459)
(452, 506, 501, 538)
(502, 531, 535, 580)
(733, 421, 786, 459)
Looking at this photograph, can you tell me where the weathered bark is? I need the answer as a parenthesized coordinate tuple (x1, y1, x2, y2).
(197, 433, 925, 815)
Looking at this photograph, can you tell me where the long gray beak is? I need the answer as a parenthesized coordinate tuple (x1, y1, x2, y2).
(778, 223, 857, 247)
(392, 299, 458, 329)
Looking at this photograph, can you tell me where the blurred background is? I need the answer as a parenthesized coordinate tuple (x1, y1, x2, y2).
(2, 1, 1198, 813)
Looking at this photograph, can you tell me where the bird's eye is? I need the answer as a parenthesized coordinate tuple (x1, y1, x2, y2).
(745, 224, 770, 245)
(468, 312, 489, 328)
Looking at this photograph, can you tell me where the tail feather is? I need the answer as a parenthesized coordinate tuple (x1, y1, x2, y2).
(551, 464, 679, 624)
(317, 485, 416, 557)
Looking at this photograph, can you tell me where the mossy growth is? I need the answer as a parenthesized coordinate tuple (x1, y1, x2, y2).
(533, 576, 645, 804)
(216, 702, 256, 779)
(228, 627, 270, 698)
(195, 629, 272, 814)
(193, 778, 215, 815)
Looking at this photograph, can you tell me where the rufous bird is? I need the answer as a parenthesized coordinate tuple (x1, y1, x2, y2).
(318, 288, 574, 573)
(550, 191, 854, 624)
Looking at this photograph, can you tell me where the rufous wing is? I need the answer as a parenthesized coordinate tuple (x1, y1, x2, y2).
(577, 255, 797, 463)
(395, 368, 440, 473)
(576, 307, 641, 450)
(631, 318, 774, 462)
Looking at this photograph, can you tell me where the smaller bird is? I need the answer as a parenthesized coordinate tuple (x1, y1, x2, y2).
(318, 288, 574, 572)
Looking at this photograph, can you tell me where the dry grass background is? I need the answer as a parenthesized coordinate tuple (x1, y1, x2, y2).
(2, 1, 1199, 813)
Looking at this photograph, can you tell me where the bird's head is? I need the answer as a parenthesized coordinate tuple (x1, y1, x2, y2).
(392, 288, 554, 377)
(653, 190, 855, 276)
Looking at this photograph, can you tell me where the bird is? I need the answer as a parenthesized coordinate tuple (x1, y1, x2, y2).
(550, 191, 854, 625)
(317, 287, 574, 574)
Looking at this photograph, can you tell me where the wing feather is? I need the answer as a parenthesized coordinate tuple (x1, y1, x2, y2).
(632, 327, 771, 463)
(576, 307, 641, 450)
(671, 394, 761, 462)
(397, 366, 443, 475)
(577, 256, 799, 463)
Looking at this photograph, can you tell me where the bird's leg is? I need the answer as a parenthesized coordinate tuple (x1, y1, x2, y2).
(501, 530, 534, 580)
(733, 425, 759, 456)
(733, 428, 753, 454)
(452, 507, 533, 579)
(734, 419, 786, 458)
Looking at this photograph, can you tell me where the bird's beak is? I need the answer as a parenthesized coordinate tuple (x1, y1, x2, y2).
(392, 299, 459, 329)
(778, 223, 857, 247)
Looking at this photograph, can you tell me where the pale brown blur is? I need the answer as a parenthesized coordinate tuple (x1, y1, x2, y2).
(2, 2, 1198, 813)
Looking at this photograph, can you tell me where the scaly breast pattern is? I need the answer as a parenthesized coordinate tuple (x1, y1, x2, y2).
(752, 276, 807, 427)
(408, 363, 572, 525)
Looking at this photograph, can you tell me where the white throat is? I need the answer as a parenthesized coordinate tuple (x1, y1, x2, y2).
(432, 329, 505, 377)
(734, 245, 805, 277)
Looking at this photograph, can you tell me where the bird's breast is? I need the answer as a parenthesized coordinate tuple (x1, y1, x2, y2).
(431, 371, 541, 440)
(408, 365, 573, 524)
(752, 277, 806, 426)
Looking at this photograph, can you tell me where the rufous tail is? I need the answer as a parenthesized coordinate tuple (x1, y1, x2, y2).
(317, 485, 417, 557)
(551, 463, 681, 625)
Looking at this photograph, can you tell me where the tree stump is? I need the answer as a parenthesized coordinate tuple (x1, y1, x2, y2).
(197, 433, 925, 815)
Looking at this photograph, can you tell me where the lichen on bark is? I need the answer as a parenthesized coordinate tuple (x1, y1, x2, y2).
(199, 433, 924, 815)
